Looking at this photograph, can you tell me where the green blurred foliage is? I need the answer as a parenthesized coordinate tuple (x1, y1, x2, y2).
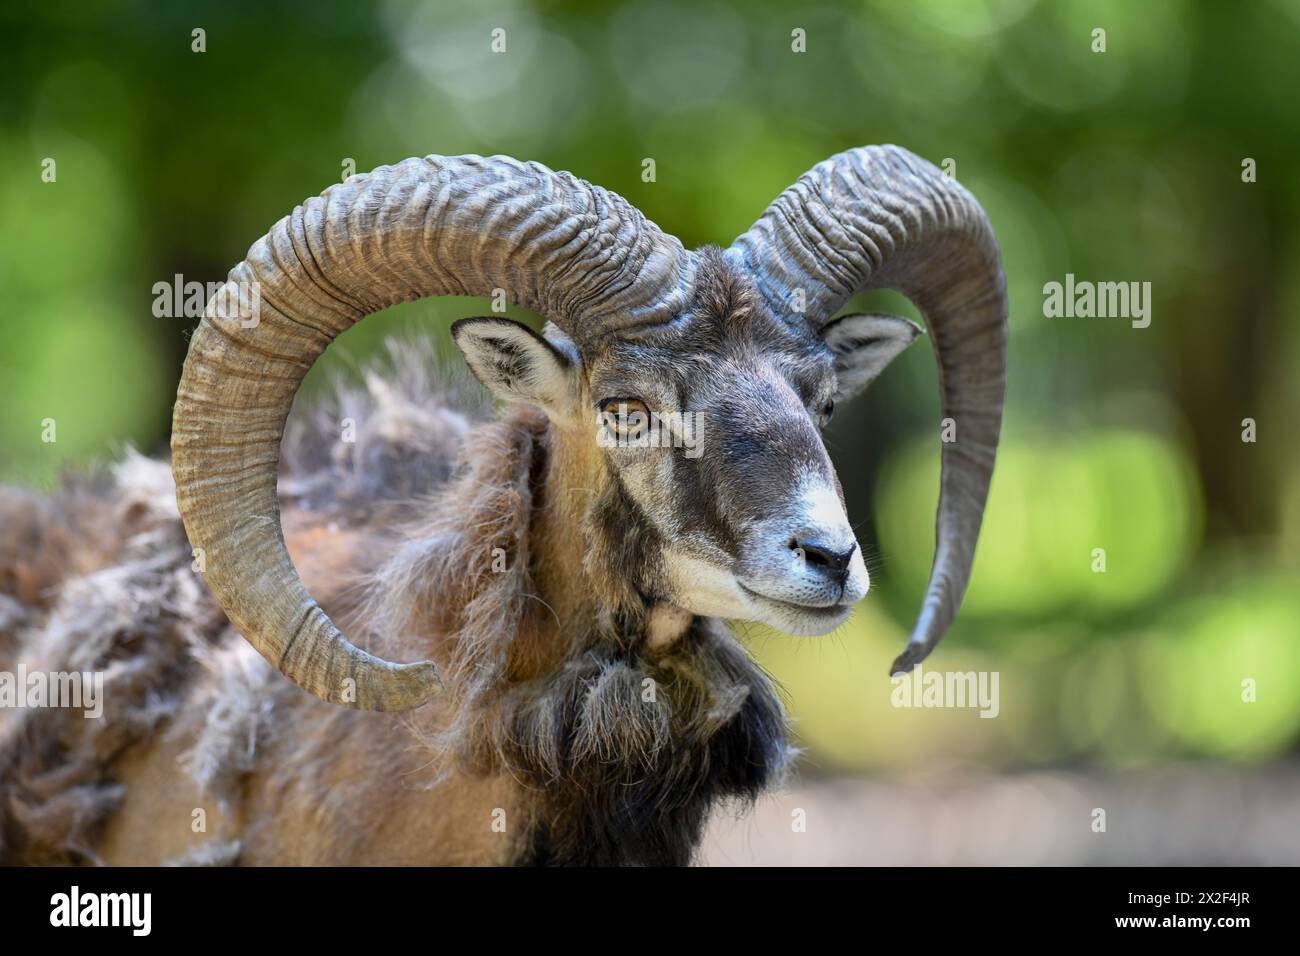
(1, 0, 1297, 769)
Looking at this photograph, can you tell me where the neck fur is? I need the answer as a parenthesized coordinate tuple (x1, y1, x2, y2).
(365, 405, 791, 864)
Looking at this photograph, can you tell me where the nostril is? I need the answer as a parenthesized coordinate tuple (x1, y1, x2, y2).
(803, 546, 831, 569)
(793, 539, 856, 578)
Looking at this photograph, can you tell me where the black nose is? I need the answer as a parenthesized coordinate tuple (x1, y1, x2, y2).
(793, 539, 857, 583)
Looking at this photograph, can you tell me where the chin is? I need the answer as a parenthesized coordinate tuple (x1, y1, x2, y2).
(663, 552, 860, 635)
(740, 591, 856, 635)
(678, 590, 857, 636)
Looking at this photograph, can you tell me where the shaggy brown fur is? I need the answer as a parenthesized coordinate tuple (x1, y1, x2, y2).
(357, 391, 790, 864)
(0, 337, 790, 866)
(0, 455, 228, 863)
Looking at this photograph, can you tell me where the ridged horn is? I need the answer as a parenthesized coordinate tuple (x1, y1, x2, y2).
(172, 155, 693, 710)
(728, 145, 1008, 675)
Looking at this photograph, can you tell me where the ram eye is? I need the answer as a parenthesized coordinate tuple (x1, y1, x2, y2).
(598, 397, 651, 439)
(819, 399, 835, 426)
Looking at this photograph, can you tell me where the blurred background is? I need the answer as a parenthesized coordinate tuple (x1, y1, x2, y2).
(2, 0, 1298, 863)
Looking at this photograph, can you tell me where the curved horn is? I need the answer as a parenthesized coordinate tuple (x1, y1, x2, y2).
(728, 145, 1008, 675)
(173, 155, 693, 710)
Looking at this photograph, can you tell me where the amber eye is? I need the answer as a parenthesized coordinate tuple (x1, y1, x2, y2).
(598, 398, 651, 440)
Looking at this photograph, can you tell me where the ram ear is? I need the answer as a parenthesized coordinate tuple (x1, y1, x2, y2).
(451, 317, 577, 417)
(822, 312, 924, 401)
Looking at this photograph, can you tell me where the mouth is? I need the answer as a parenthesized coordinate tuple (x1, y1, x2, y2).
(737, 582, 855, 634)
